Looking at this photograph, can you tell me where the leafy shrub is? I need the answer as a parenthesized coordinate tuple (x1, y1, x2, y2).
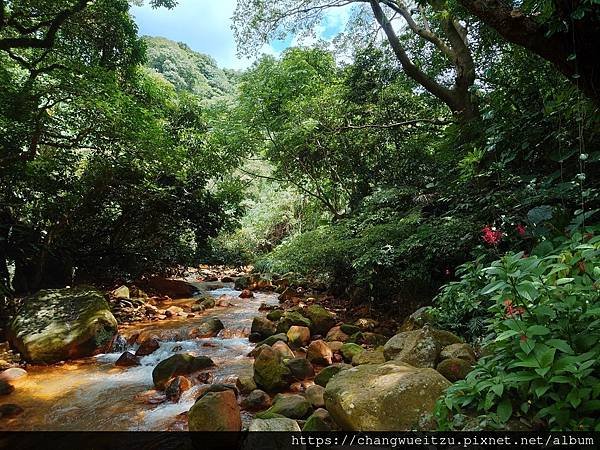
(436, 228, 600, 431)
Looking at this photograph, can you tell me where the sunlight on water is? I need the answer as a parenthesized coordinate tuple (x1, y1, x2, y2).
(0, 285, 279, 431)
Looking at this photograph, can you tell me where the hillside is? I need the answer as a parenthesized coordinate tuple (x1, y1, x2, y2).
(143, 36, 239, 98)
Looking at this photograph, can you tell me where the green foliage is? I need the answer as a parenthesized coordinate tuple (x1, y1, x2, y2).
(436, 228, 600, 431)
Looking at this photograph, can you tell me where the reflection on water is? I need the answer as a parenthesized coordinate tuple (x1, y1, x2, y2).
(0, 287, 279, 431)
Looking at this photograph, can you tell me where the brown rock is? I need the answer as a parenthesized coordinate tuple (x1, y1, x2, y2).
(165, 375, 192, 402)
(307, 340, 333, 366)
(188, 390, 241, 431)
(135, 338, 160, 356)
(239, 289, 254, 299)
(115, 351, 141, 367)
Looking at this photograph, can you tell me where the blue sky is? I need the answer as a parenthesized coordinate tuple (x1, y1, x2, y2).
(131, 0, 350, 70)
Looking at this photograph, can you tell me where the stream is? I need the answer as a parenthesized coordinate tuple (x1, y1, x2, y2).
(0, 283, 279, 431)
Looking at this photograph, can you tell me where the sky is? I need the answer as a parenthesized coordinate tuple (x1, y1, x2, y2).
(131, 0, 351, 70)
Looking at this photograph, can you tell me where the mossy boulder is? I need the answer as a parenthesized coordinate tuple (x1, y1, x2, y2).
(256, 333, 288, 347)
(266, 310, 284, 322)
(152, 353, 214, 389)
(314, 363, 351, 387)
(263, 393, 312, 419)
(383, 326, 461, 368)
(285, 357, 314, 380)
(7, 286, 118, 363)
(276, 311, 312, 334)
(439, 343, 477, 363)
(249, 417, 300, 431)
(241, 389, 271, 411)
(324, 362, 451, 430)
(286, 325, 310, 348)
(253, 346, 291, 392)
(302, 409, 333, 431)
(188, 317, 224, 339)
(340, 343, 364, 362)
(340, 323, 361, 335)
(436, 357, 474, 381)
(188, 390, 241, 431)
(302, 305, 336, 335)
(325, 326, 349, 342)
(251, 317, 277, 339)
(352, 348, 385, 365)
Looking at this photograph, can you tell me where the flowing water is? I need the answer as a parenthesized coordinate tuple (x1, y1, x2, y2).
(0, 284, 279, 431)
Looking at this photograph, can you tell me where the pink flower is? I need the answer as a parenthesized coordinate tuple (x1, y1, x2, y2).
(482, 226, 503, 245)
(516, 224, 526, 236)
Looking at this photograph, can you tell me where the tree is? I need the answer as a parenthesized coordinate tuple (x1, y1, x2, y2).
(234, 0, 479, 121)
(457, 0, 600, 105)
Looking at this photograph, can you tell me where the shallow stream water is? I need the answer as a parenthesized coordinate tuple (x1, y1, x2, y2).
(0, 284, 279, 431)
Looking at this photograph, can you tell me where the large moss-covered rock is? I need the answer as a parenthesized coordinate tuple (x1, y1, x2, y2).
(286, 325, 310, 348)
(276, 311, 312, 334)
(383, 326, 461, 368)
(303, 305, 336, 335)
(256, 333, 288, 347)
(188, 390, 241, 431)
(314, 363, 351, 387)
(152, 353, 214, 388)
(324, 362, 451, 430)
(7, 286, 118, 363)
(253, 346, 291, 392)
(352, 348, 385, 365)
(248, 418, 301, 431)
(340, 343, 364, 362)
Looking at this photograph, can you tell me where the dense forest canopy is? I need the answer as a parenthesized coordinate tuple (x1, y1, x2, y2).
(0, 0, 598, 432)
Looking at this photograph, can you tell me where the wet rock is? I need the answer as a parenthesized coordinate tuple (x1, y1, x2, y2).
(188, 390, 241, 431)
(256, 333, 288, 347)
(303, 305, 336, 336)
(165, 375, 192, 402)
(138, 277, 197, 299)
(263, 393, 312, 419)
(248, 417, 300, 431)
(239, 289, 254, 299)
(324, 362, 451, 430)
(153, 353, 214, 389)
(197, 383, 238, 400)
(305, 384, 325, 408)
(0, 380, 14, 395)
(241, 389, 271, 411)
(115, 351, 141, 367)
(135, 337, 160, 356)
(0, 403, 23, 419)
(440, 343, 477, 363)
(251, 317, 276, 339)
(436, 358, 473, 381)
(266, 310, 283, 322)
(7, 286, 118, 364)
(188, 317, 224, 339)
(352, 348, 385, 365)
(272, 341, 295, 360)
(275, 311, 312, 334)
(314, 363, 351, 387)
(285, 357, 314, 380)
(383, 326, 462, 368)
(306, 340, 333, 365)
(287, 325, 310, 348)
(0, 368, 27, 382)
(253, 346, 291, 392)
(235, 375, 257, 394)
(325, 326, 349, 342)
(340, 343, 364, 362)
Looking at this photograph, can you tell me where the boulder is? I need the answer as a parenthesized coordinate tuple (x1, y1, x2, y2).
(235, 375, 257, 394)
(7, 286, 118, 364)
(306, 340, 333, 365)
(266, 310, 283, 322)
(340, 343, 364, 362)
(256, 333, 288, 347)
(272, 341, 295, 360)
(253, 346, 291, 392)
(264, 393, 312, 419)
(239, 289, 254, 299)
(115, 351, 141, 367)
(285, 357, 314, 380)
(196, 297, 216, 309)
(439, 343, 477, 363)
(327, 341, 344, 353)
(276, 311, 312, 334)
(303, 305, 336, 335)
(135, 337, 160, 356)
(251, 317, 276, 339)
(0, 368, 27, 382)
(0, 403, 23, 419)
(436, 358, 473, 382)
(324, 362, 451, 430)
(152, 353, 214, 389)
(188, 390, 241, 431)
(399, 306, 433, 332)
(138, 277, 197, 298)
(165, 375, 192, 402)
(383, 326, 461, 368)
(340, 323, 361, 335)
(188, 317, 224, 339)
(234, 276, 251, 290)
(326, 326, 349, 342)
(241, 389, 272, 411)
(248, 418, 300, 431)
(352, 348, 385, 366)
(302, 408, 332, 431)
(314, 363, 351, 387)
(362, 332, 389, 347)
(287, 325, 310, 348)
(0, 380, 14, 395)
(305, 384, 325, 408)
